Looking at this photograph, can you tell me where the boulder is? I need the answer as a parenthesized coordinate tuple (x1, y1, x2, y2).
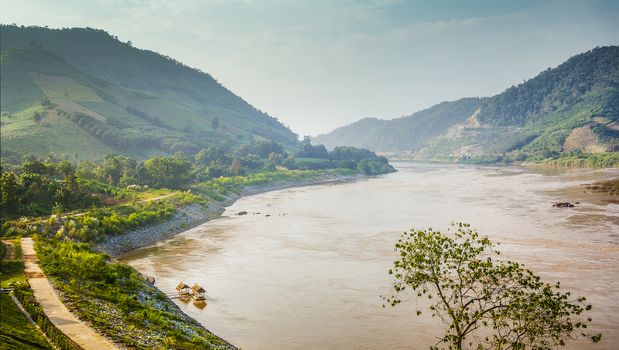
(553, 202, 575, 208)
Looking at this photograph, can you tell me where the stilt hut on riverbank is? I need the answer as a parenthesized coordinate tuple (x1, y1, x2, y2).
(191, 284, 206, 300)
(176, 282, 190, 295)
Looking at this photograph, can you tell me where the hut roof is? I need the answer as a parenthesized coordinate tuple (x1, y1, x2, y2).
(176, 282, 189, 290)
(192, 284, 206, 293)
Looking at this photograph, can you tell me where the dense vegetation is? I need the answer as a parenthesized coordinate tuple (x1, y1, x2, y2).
(0, 158, 98, 217)
(314, 47, 619, 166)
(1, 139, 394, 222)
(478, 46, 619, 126)
(0, 25, 299, 160)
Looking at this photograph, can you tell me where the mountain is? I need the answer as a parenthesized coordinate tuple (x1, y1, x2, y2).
(0, 25, 299, 160)
(315, 98, 484, 152)
(314, 46, 619, 161)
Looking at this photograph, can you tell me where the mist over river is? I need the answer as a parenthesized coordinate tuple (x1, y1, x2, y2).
(120, 162, 619, 350)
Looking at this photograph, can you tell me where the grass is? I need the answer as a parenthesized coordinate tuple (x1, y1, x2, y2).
(0, 239, 26, 289)
(0, 237, 52, 350)
(31, 73, 102, 102)
(534, 152, 619, 168)
(35, 238, 233, 349)
(0, 102, 115, 160)
(0, 293, 53, 350)
(1, 28, 301, 160)
(192, 168, 355, 198)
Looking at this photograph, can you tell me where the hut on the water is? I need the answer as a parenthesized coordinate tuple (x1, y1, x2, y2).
(176, 282, 191, 295)
(192, 284, 207, 300)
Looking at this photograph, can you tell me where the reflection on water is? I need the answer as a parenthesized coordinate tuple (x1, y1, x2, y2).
(121, 163, 619, 350)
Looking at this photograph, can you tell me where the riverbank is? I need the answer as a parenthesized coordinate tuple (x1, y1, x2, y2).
(121, 162, 619, 350)
(97, 173, 365, 258)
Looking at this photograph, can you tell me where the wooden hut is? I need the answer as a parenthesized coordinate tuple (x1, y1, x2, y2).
(191, 284, 207, 300)
(176, 282, 190, 295)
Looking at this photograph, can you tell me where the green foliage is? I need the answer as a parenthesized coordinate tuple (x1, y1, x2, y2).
(294, 142, 396, 173)
(479, 46, 619, 126)
(0, 240, 26, 289)
(191, 168, 356, 198)
(61, 200, 176, 241)
(0, 159, 99, 218)
(12, 290, 82, 350)
(314, 98, 483, 152)
(385, 223, 601, 350)
(534, 152, 619, 168)
(1, 25, 299, 160)
(315, 47, 618, 165)
(142, 157, 192, 189)
(34, 239, 232, 349)
(356, 156, 395, 175)
(0, 293, 53, 350)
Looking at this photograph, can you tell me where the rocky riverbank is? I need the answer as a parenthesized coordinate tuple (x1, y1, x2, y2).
(97, 174, 364, 258)
(96, 203, 213, 257)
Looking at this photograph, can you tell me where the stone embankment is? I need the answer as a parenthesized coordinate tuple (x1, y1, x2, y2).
(96, 203, 214, 257)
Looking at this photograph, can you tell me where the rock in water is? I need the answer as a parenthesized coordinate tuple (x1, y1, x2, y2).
(553, 202, 575, 208)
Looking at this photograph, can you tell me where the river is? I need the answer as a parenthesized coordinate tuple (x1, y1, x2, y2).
(120, 162, 619, 349)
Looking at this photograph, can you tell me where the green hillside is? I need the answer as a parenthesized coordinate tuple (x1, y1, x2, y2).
(314, 98, 484, 152)
(1, 25, 299, 161)
(314, 46, 619, 165)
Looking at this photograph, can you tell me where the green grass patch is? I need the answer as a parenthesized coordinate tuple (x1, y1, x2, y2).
(0, 293, 52, 350)
(0, 240, 26, 289)
(35, 238, 232, 349)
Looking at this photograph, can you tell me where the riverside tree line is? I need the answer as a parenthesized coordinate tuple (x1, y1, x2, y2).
(0, 139, 394, 218)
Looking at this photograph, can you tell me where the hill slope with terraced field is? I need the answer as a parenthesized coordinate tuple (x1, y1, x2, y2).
(1, 25, 300, 161)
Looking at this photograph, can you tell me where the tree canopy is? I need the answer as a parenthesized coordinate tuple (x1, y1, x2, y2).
(384, 223, 601, 350)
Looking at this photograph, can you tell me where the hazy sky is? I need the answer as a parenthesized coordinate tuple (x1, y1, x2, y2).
(2, 1, 618, 136)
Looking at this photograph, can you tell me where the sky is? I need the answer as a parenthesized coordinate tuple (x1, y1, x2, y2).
(2, 0, 618, 136)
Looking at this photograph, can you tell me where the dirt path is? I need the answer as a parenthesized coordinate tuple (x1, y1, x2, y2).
(21, 238, 118, 350)
(1, 239, 16, 260)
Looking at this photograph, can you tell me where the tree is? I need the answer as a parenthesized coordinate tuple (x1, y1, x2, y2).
(230, 159, 243, 176)
(0, 172, 20, 215)
(266, 152, 283, 170)
(143, 157, 191, 189)
(57, 160, 74, 178)
(384, 223, 601, 350)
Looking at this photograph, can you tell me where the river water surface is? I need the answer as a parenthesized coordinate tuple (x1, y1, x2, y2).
(121, 162, 619, 349)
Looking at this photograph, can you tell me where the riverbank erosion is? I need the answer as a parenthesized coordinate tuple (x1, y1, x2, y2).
(96, 173, 365, 258)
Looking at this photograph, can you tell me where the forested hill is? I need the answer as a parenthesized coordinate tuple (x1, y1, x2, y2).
(0, 25, 299, 160)
(314, 98, 484, 152)
(314, 46, 619, 163)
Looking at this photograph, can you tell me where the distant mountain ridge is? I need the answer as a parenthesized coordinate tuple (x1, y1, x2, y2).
(317, 98, 484, 152)
(1, 25, 299, 160)
(314, 46, 619, 161)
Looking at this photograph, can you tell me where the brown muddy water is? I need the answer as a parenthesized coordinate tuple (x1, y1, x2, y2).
(120, 162, 619, 349)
